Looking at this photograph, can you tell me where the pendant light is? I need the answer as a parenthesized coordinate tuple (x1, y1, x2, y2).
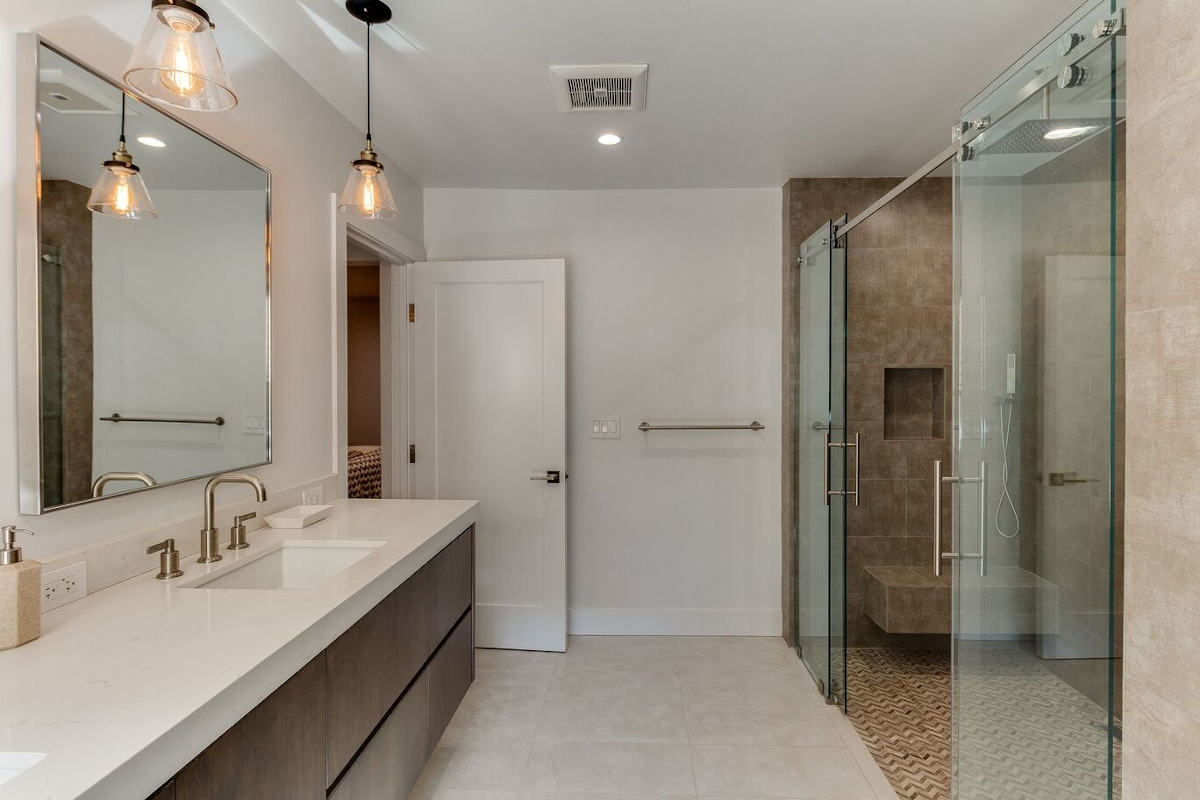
(124, 0, 237, 112)
(339, 0, 398, 220)
(87, 93, 157, 220)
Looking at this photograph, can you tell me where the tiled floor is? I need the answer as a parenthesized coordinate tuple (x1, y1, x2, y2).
(410, 636, 898, 800)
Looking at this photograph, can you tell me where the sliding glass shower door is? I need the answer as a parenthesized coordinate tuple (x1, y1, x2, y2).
(950, 1, 1124, 797)
(794, 217, 848, 704)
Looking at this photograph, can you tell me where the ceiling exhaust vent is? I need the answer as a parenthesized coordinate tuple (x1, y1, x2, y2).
(549, 64, 648, 112)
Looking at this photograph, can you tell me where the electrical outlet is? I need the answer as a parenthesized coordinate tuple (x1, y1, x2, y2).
(302, 487, 324, 506)
(42, 562, 87, 612)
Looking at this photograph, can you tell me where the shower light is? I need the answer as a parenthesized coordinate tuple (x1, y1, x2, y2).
(88, 93, 157, 220)
(124, 0, 237, 112)
(597, 133, 622, 146)
(1044, 125, 1100, 141)
(339, 0, 399, 221)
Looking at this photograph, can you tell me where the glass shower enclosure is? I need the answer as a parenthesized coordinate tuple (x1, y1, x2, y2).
(794, 216, 849, 705)
(950, 1, 1124, 796)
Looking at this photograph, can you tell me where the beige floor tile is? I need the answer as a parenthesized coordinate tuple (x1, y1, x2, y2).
(422, 741, 533, 793)
(477, 648, 564, 671)
(672, 637, 800, 673)
(522, 741, 696, 795)
(690, 745, 875, 799)
(468, 667, 554, 702)
(557, 640, 678, 673)
(547, 669, 683, 704)
(684, 704, 843, 747)
(440, 697, 545, 745)
(537, 700, 688, 743)
(678, 670, 825, 710)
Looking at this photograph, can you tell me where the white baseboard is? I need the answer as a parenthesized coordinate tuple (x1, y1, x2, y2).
(569, 606, 783, 637)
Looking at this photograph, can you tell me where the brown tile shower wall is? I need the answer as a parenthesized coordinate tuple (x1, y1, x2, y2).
(782, 177, 952, 648)
(40, 180, 94, 505)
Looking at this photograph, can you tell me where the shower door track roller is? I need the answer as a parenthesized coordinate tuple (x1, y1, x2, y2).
(933, 459, 987, 577)
(823, 431, 861, 507)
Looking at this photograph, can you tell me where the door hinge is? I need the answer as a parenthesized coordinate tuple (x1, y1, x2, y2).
(408, 303, 415, 323)
(408, 444, 415, 464)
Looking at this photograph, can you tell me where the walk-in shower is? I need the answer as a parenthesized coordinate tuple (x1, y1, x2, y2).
(788, 2, 1125, 797)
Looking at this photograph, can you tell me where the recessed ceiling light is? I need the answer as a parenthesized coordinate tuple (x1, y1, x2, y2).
(136, 136, 166, 148)
(1043, 125, 1099, 141)
(597, 133, 622, 146)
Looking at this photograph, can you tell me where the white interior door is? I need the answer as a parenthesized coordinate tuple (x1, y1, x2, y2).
(411, 259, 566, 651)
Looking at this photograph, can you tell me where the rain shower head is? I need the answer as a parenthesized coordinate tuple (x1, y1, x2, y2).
(980, 117, 1109, 155)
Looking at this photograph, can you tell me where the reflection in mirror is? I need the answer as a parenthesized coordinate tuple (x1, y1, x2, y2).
(29, 43, 270, 511)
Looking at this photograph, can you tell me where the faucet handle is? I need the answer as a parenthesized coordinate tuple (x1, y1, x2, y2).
(146, 538, 183, 580)
(228, 513, 256, 551)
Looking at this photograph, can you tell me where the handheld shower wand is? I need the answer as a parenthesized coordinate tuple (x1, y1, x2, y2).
(994, 354, 1020, 539)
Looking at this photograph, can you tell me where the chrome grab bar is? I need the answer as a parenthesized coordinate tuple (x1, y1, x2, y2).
(824, 431, 861, 507)
(934, 459, 987, 577)
(638, 421, 765, 432)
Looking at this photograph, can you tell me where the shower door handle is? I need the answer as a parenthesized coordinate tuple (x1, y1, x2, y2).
(934, 459, 987, 577)
(824, 432, 861, 507)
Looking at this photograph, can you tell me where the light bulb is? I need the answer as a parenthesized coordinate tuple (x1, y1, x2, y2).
(360, 175, 378, 215)
(159, 10, 202, 99)
(113, 176, 132, 215)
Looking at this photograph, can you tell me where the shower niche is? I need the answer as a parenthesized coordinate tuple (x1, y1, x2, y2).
(882, 367, 946, 440)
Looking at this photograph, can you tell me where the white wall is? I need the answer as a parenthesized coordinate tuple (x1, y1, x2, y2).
(91, 190, 268, 488)
(424, 188, 782, 636)
(0, 0, 422, 559)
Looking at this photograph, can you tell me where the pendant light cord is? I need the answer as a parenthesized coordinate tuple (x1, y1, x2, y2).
(119, 92, 127, 145)
(365, 24, 372, 141)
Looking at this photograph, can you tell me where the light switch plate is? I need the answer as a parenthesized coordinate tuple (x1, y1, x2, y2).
(589, 415, 620, 439)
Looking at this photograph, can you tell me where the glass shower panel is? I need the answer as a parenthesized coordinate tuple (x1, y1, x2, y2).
(794, 219, 848, 704)
(951, 1, 1124, 797)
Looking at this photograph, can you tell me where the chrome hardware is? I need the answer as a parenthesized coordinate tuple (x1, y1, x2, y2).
(90, 471, 157, 498)
(1092, 10, 1125, 39)
(530, 470, 561, 484)
(228, 512, 256, 550)
(824, 432, 861, 507)
(199, 474, 267, 563)
(0, 526, 34, 567)
(1058, 64, 1088, 89)
(1059, 31, 1086, 56)
(812, 421, 844, 431)
(638, 421, 765, 432)
(146, 538, 183, 580)
(100, 412, 225, 426)
(934, 459, 987, 577)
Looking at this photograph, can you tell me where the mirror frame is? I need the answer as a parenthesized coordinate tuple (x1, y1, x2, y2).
(15, 35, 273, 514)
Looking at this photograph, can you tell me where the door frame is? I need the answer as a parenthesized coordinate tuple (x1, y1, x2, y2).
(332, 197, 425, 499)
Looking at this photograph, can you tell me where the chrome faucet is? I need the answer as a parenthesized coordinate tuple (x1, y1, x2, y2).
(199, 474, 267, 563)
(91, 471, 156, 497)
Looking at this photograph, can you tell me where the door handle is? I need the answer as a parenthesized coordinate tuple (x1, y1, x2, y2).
(824, 432, 861, 507)
(934, 459, 987, 577)
(530, 470, 561, 484)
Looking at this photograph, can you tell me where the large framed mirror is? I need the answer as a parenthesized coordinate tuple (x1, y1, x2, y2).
(16, 37, 271, 514)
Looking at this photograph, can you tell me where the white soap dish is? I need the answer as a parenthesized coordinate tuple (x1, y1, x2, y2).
(264, 504, 333, 529)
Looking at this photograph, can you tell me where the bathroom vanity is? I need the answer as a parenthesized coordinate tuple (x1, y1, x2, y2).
(0, 499, 478, 800)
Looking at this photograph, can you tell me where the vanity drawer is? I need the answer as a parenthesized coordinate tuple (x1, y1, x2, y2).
(329, 672, 430, 800)
(175, 654, 326, 800)
(326, 566, 430, 785)
(428, 526, 474, 645)
(427, 609, 474, 752)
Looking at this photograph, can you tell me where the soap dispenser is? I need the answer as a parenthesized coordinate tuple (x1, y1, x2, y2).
(0, 525, 40, 650)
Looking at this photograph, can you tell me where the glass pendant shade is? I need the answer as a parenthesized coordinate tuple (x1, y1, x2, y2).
(339, 143, 398, 220)
(124, 0, 237, 112)
(87, 159, 157, 220)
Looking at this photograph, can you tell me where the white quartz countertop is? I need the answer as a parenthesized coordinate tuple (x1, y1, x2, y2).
(0, 499, 479, 800)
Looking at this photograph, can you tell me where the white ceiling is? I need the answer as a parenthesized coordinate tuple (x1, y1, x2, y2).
(225, 0, 1084, 188)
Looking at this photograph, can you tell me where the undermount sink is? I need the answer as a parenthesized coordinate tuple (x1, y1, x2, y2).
(183, 540, 385, 590)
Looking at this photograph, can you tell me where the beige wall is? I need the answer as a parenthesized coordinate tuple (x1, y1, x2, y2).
(1124, 3, 1200, 796)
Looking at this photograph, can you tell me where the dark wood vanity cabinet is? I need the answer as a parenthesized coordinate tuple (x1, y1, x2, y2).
(155, 526, 474, 800)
